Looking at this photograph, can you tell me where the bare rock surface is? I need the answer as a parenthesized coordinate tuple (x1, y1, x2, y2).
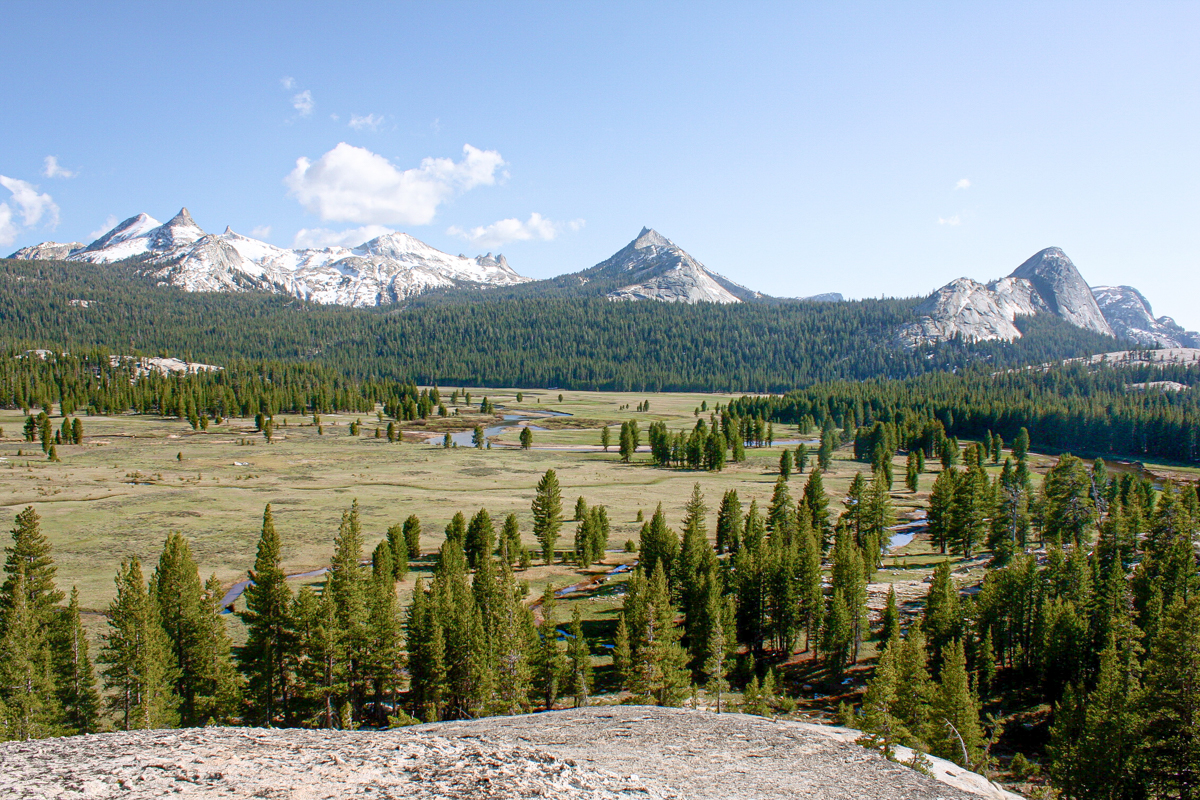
(0, 707, 1017, 799)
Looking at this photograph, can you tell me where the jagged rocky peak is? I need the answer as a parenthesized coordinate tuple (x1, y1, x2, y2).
(1009, 247, 1112, 336)
(1092, 285, 1200, 348)
(632, 226, 673, 250)
(896, 246, 1125, 346)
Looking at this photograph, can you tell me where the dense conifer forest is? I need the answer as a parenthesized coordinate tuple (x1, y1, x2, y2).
(0, 257, 1122, 392)
(729, 358, 1200, 465)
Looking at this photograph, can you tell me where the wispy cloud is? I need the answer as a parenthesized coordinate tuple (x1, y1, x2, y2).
(42, 156, 75, 179)
(292, 225, 395, 249)
(448, 214, 584, 249)
(0, 175, 59, 246)
(88, 214, 119, 240)
(250, 225, 272, 239)
(285, 142, 505, 226)
(955, 178, 970, 190)
(349, 113, 384, 131)
(280, 76, 295, 90)
(292, 90, 315, 117)
(937, 215, 962, 226)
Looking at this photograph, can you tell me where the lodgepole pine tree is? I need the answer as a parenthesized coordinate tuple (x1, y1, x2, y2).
(565, 606, 592, 708)
(239, 504, 295, 725)
(0, 566, 62, 740)
(532, 585, 565, 710)
(49, 587, 101, 734)
(532, 469, 563, 565)
(100, 556, 178, 730)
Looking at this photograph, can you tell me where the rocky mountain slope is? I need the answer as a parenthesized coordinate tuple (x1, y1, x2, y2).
(0, 707, 1015, 799)
(8, 209, 529, 307)
(897, 246, 1146, 346)
(1091, 285, 1200, 348)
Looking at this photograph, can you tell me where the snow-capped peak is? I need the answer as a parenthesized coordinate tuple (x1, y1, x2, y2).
(10, 207, 531, 308)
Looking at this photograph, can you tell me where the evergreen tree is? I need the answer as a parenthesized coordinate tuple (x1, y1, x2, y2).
(519, 426, 533, 449)
(858, 638, 907, 758)
(403, 514, 422, 559)
(640, 564, 690, 707)
(100, 556, 178, 730)
(905, 450, 920, 493)
(802, 470, 832, 549)
(638, 504, 679, 585)
(1042, 455, 1097, 547)
(927, 469, 957, 554)
(715, 490, 743, 554)
(240, 505, 295, 725)
(532, 469, 563, 565)
(894, 627, 933, 749)
(465, 508, 495, 570)
(1141, 596, 1200, 800)
(700, 581, 732, 712)
(779, 449, 793, 480)
(328, 502, 369, 717)
(880, 584, 901, 649)
(444, 512, 467, 546)
(1013, 427, 1030, 461)
(531, 586, 565, 710)
(1, 506, 64, 631)
(49, 586, 101, 734)
(798, 526, 824, 653)
(929, 639, 984, 769)
(600, 425, 611, 452)
(290, 586, 342, 728)
(501, 513, 522, 565)
(405, 580, 445, 722)
(385, 522, 409, 582)
(364, 552, 403, 725)
(565, 606, 592, 708)
(0, 566, 61, 740)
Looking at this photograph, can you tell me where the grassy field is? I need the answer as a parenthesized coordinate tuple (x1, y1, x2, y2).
(0, 385, 1076, 654)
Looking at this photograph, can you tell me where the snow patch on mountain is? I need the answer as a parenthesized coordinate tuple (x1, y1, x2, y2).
(8, 209, 530, 307)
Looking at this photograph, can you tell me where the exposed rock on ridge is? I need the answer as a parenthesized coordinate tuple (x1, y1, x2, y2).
(602, 228, 758, 304)
(8, 209, 529, 308)
(0, 707, 1014, 799)
(1091, 285, 1200, 349)
(898, 247, 1118, 346)
(7, 241, 85, 260)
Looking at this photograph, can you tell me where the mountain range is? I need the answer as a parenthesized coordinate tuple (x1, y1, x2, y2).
(897, 246, 1199, 349)
(8, 212, 839, 308)
(9, 211, 1196, 349)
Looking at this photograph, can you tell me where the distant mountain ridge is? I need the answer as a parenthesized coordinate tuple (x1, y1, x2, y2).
(10, 209, 530, 307)
(10, 219, 840, 307)
(895, 247, 1190, 348)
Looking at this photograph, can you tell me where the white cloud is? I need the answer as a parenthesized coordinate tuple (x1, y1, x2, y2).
(285, 142, 505, 226)
(0, 204, 16, 247)
(88, 214, 119, 240)
(0, 176, 59, 227)
(280, 76, 295, 90)
(292, 225, 395, 249)
(292, 90, 314, 116)
(955, 178, 970, 190)
(349, 113, 384, 131)
(447, 213, 583, 249)
(250, 225, 272, 239)
(42, 156, 75, 179)
(0, 175, 59, 246)
(937, 215, 961, 226)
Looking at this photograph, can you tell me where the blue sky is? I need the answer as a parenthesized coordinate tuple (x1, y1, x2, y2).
(3, 2, 1198, 326)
